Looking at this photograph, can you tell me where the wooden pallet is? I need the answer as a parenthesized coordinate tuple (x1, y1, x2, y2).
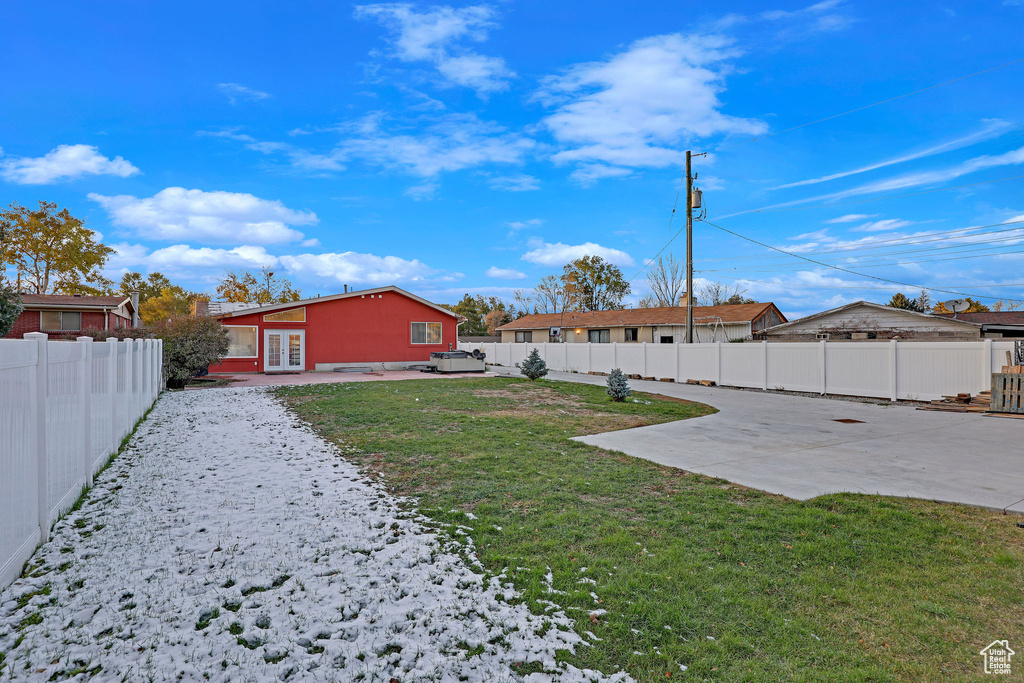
(917, 390, 991, 413)
(991, 373, 1024, 414)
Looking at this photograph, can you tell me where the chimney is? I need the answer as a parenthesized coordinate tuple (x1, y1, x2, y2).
(344, 284, 348, 293)
(130, 290, 141, 328)
(193, 298, 210, 317)
(679, 292, 689, 307)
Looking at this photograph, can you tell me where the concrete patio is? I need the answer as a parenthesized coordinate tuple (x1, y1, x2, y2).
(494, 368, 1024, 514)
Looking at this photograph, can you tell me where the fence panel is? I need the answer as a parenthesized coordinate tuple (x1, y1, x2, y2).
(465, 340, 1016, 402)
(0, 335, 162, 591)
(0, 341, 41, 590)
(720, 343, 764, 389)
(45, 342, 88, 520)
(90, 343, 114, 474)
(825, 342, 891, 399)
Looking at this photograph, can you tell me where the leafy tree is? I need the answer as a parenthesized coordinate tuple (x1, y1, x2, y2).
(0, 279, 24, 336)
(991, 299, 1024, 312)
(442, 294, 514, 335)
(484, 308, 512, 335)
(932, 298, 990, 314)
(644, 254, 685, 307)
(156, 316, 230, 389)
(145, 287, 200, 324)
(117, 271, 174, 303)
(0, 201, 113, 294)
(725, 293, 757, 305)
(886, 292, 924, 312)
(562, 256, 630, 312)
(606, 368, 631, 402)
(216, 267, 301, 304)
(517, 348, 548, 381)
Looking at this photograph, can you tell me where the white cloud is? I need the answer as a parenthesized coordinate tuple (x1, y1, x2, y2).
(569, 164, 634, 186)
(279, 251, 457, 285)
(339, 113, 534, 177)
(537, 33, 766, 179)
(521, 239, 635, 267)
(218, 83, 272, 104)
(485, 266, 527, 279)
(0, 144, 140, 184)
(354, 3, 513, 96)
(850, 219, 913, 232)
(772, 119, 1015, 190)
(108, 243, 277, 273)
(826, 213, 878, 223)
(806, 144, 1024, 204)
(505, 218, 544, 231)
(487, 174, 540, 191)
(404, 182, 438, 200)
(89, 187, 317, 245)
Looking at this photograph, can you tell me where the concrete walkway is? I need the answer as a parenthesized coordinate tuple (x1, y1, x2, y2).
(499, 368, 1024, 514)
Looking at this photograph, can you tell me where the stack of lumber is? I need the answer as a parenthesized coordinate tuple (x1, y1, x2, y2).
(918, 391, 991, 413)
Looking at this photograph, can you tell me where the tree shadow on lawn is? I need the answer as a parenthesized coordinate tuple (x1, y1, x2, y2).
(277, 377, 1024, 683)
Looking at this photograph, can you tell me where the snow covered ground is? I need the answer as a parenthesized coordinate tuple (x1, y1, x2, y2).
(0, 388, 631, 682)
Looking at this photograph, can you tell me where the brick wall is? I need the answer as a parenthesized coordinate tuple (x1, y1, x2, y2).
(3, 310, 119, 339)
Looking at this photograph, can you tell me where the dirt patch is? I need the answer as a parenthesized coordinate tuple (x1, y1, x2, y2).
(470, 384, 587, 408)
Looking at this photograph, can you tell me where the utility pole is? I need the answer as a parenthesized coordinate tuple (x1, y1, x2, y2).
(685, 150, 693, 344)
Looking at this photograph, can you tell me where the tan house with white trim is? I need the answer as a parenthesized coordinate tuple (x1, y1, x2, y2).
(497, 302, 787, 344)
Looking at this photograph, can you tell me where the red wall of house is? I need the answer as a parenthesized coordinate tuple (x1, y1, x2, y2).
(3, 310, 124, 339)
(210, 292, 459, 373)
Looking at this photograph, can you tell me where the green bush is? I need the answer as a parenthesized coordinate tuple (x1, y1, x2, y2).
(606, 368, 631, 401)
(0, 281, 24, 337)
(516, 347, 548, 381)
(157, 316, 229, 389)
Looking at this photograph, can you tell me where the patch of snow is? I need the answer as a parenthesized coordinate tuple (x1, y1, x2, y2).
(0, 388, 631, 682)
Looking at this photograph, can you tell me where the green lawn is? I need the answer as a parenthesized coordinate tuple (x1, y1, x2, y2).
(277, 377, 1024, 682)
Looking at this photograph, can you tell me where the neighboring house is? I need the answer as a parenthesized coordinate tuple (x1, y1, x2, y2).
(934, 311, 1024, 338)
(208, 285, 461, 373)
(762, 301, 986, 341)
(193, 300, 263, 317)
(460, 335, 501, 343)
(496, 302, 786, 344)
(4, 293, 139, 339)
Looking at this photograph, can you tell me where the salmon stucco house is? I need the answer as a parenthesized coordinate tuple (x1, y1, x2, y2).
(206, 286, 460, 373)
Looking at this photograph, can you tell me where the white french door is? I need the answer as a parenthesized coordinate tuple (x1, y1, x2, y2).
(264, 329, 305, 372)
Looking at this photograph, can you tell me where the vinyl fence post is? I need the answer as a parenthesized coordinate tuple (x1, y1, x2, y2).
(642, 342, 648, 377)
(588, 342, 592, 374)
(25, 333, 49, 542)
(108, 338, 119, 448)
(612, 342, 618, 370)
(762, 340, 768, 391)
(140, 339, 149, 408)
(716, 340, 723, 386)
(563, 341, 568, 371)
(123, 339, 133, 436)
(889, 339, 898, 402)
(820, 339, 827, 395)
(674, 341, 681, 383)
(78, 337, 94, 487)
(982, 338, 993, 393)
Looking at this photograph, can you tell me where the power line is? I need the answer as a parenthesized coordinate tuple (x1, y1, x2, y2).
(694, 219, 1024, 264)
(695, 217, 1024, 302)
(710, 274, 1024, 291)
(715, 57, 1024, 151)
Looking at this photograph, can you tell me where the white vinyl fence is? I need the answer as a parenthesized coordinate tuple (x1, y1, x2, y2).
(1, 334, 162, 590)
(461, 339, 1015, 403)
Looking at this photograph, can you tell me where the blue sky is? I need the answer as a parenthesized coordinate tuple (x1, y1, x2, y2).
(2, 0, 1023, 317)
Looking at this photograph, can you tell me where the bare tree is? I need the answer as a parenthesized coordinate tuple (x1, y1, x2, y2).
(697, 281, 753, 306)
(533, 275, 569, 314)
(644, 254, 685, 307)
(636, 295, 658, 308)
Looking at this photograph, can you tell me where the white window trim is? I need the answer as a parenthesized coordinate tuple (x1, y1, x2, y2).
(411, 321, 443, 345)
(224, 325, 259, 358)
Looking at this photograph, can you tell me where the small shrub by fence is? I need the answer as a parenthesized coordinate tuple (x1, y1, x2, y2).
(460, 339, 1015, 402)
(0, 334, 162, 590)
